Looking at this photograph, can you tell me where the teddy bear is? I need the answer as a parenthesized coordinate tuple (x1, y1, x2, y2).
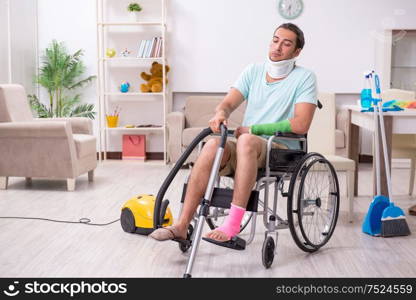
(140, 61, 170, 93)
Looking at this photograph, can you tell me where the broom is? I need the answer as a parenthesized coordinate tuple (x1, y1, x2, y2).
(373, 73, 411, 237)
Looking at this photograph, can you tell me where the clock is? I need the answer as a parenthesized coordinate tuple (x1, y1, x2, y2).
(278, 0, 303, 20)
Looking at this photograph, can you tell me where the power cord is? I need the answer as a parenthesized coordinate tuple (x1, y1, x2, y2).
(0, 216, 120, 226)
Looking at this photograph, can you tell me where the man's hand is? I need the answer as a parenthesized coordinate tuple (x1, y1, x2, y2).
(208, 111, 228, 133)
(234, 126, 250, 138)
(209, 88, 245, 133)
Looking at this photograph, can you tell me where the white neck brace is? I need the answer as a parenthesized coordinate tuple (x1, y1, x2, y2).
(267, 56, 296, 79)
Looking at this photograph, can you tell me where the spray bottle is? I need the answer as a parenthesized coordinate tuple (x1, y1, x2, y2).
(360, 73, 373, 108)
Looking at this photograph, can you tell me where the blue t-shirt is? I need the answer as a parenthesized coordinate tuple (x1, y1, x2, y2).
(232, 63, 317, 148)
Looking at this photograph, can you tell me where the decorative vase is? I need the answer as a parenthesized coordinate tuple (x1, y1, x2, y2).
(130, 12, 140, 22)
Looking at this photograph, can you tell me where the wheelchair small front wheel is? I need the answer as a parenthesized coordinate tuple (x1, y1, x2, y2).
(287, 153, 340, 253)
(262, 236, 275, 269)
(179, 224, 194, 253)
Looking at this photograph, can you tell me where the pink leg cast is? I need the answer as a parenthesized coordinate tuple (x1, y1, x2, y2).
(215, 204, 246, 239)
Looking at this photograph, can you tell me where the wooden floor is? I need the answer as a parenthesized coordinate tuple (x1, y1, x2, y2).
(0, 160, 415, 278)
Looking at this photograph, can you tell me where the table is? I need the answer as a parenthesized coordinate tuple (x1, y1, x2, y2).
(346, 105, 416, 196)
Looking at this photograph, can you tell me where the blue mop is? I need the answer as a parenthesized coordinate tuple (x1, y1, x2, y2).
(362, 80, 389, 236)
(373, 74, 411, 237)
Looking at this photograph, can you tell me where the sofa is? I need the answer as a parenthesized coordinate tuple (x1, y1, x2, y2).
(335, 109, 349, 157)
(167, 95, 348, 163)
(166, 96, 245, 164)
(0, 84, 97, 191)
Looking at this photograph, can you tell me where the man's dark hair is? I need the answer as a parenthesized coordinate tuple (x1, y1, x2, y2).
(276, 23, 305, 49)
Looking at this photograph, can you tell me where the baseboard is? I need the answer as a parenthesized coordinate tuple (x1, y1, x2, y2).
(97, 152, 164, 160)
(358, 155, 412, 169)
(359, 154, 372, 163)
(95, 152, 373, 163)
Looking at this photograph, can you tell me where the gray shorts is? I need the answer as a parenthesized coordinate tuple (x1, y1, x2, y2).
(218, 135, 288, 176)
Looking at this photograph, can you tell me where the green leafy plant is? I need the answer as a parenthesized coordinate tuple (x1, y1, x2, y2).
(29, 40, 96, 119)
(127, 3, 142, 12)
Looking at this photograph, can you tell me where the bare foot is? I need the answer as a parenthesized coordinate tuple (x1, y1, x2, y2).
(205, 229, 230, 242)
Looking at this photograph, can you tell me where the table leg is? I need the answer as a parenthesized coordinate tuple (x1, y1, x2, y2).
(347, 109, 360, 196)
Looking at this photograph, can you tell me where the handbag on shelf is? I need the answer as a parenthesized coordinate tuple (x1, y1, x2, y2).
(122, 135, 146, 161)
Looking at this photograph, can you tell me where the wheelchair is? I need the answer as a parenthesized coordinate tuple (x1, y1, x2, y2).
(153, 120, 340, 278)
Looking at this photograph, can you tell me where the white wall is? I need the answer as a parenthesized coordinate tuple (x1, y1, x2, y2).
(36, 0, 416, 153)
(37, 0, 98, 132)
(37, 0, 166, 152)
(167, 0, 416, 93)
(0, 0, 38, 94)
(0, 0, 9, 84)
(37, 0, 416, 96)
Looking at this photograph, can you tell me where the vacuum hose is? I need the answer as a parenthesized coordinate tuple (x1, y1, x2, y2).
(153, 125, 228, 228)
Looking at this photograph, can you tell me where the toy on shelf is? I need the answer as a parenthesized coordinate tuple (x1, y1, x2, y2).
(140, 61, 170, 93)
(121, 48, 131, 57)
(120, 82, 131, 93)
(106, 48, 116, 58)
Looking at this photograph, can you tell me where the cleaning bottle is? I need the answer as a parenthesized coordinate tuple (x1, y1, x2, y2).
(360, 74, 372, 108)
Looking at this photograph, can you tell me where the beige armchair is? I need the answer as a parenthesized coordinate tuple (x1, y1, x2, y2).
(0, 84, 97, 191)
(308, 92, 356, 222)
(166, 96, 245, 164)
(335, 109, 349, 157)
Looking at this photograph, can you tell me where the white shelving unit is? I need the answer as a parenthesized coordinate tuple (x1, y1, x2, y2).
(96, 0, 169, 163)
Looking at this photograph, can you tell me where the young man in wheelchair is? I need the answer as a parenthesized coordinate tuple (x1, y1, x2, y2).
(150, 23, 317, 244)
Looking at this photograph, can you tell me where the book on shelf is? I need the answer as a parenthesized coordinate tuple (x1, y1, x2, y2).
(143, 40, 150, 58)
(156, 37, 163, 57)
(146, 39, 152, 57)
(149, 37, 157, 58)
(137, 37, 163, 58)
(146, 38, 153, 58)
(137, 40, 146, 58)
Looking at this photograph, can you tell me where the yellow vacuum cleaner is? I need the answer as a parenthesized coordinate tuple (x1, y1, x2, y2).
(120, 128, 215, 237)
(120, 194, 172, 235)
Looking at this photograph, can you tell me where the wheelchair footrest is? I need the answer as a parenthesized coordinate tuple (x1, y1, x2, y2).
(210, 188, 259, 212)
(202, 236, 246, 250)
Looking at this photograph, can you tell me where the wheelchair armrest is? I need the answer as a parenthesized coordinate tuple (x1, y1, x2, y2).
(274, 131, 306, 141)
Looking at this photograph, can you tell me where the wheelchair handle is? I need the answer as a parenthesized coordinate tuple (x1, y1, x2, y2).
(219, 123, 228, 149)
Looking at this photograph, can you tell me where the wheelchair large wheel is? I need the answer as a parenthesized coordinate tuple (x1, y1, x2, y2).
(206, 176, 253, 233)
(287, 153, 339, 253)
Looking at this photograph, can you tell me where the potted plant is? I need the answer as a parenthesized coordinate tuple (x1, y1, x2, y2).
(127, 3, 142, 22)
(28, 40, 96, 119)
